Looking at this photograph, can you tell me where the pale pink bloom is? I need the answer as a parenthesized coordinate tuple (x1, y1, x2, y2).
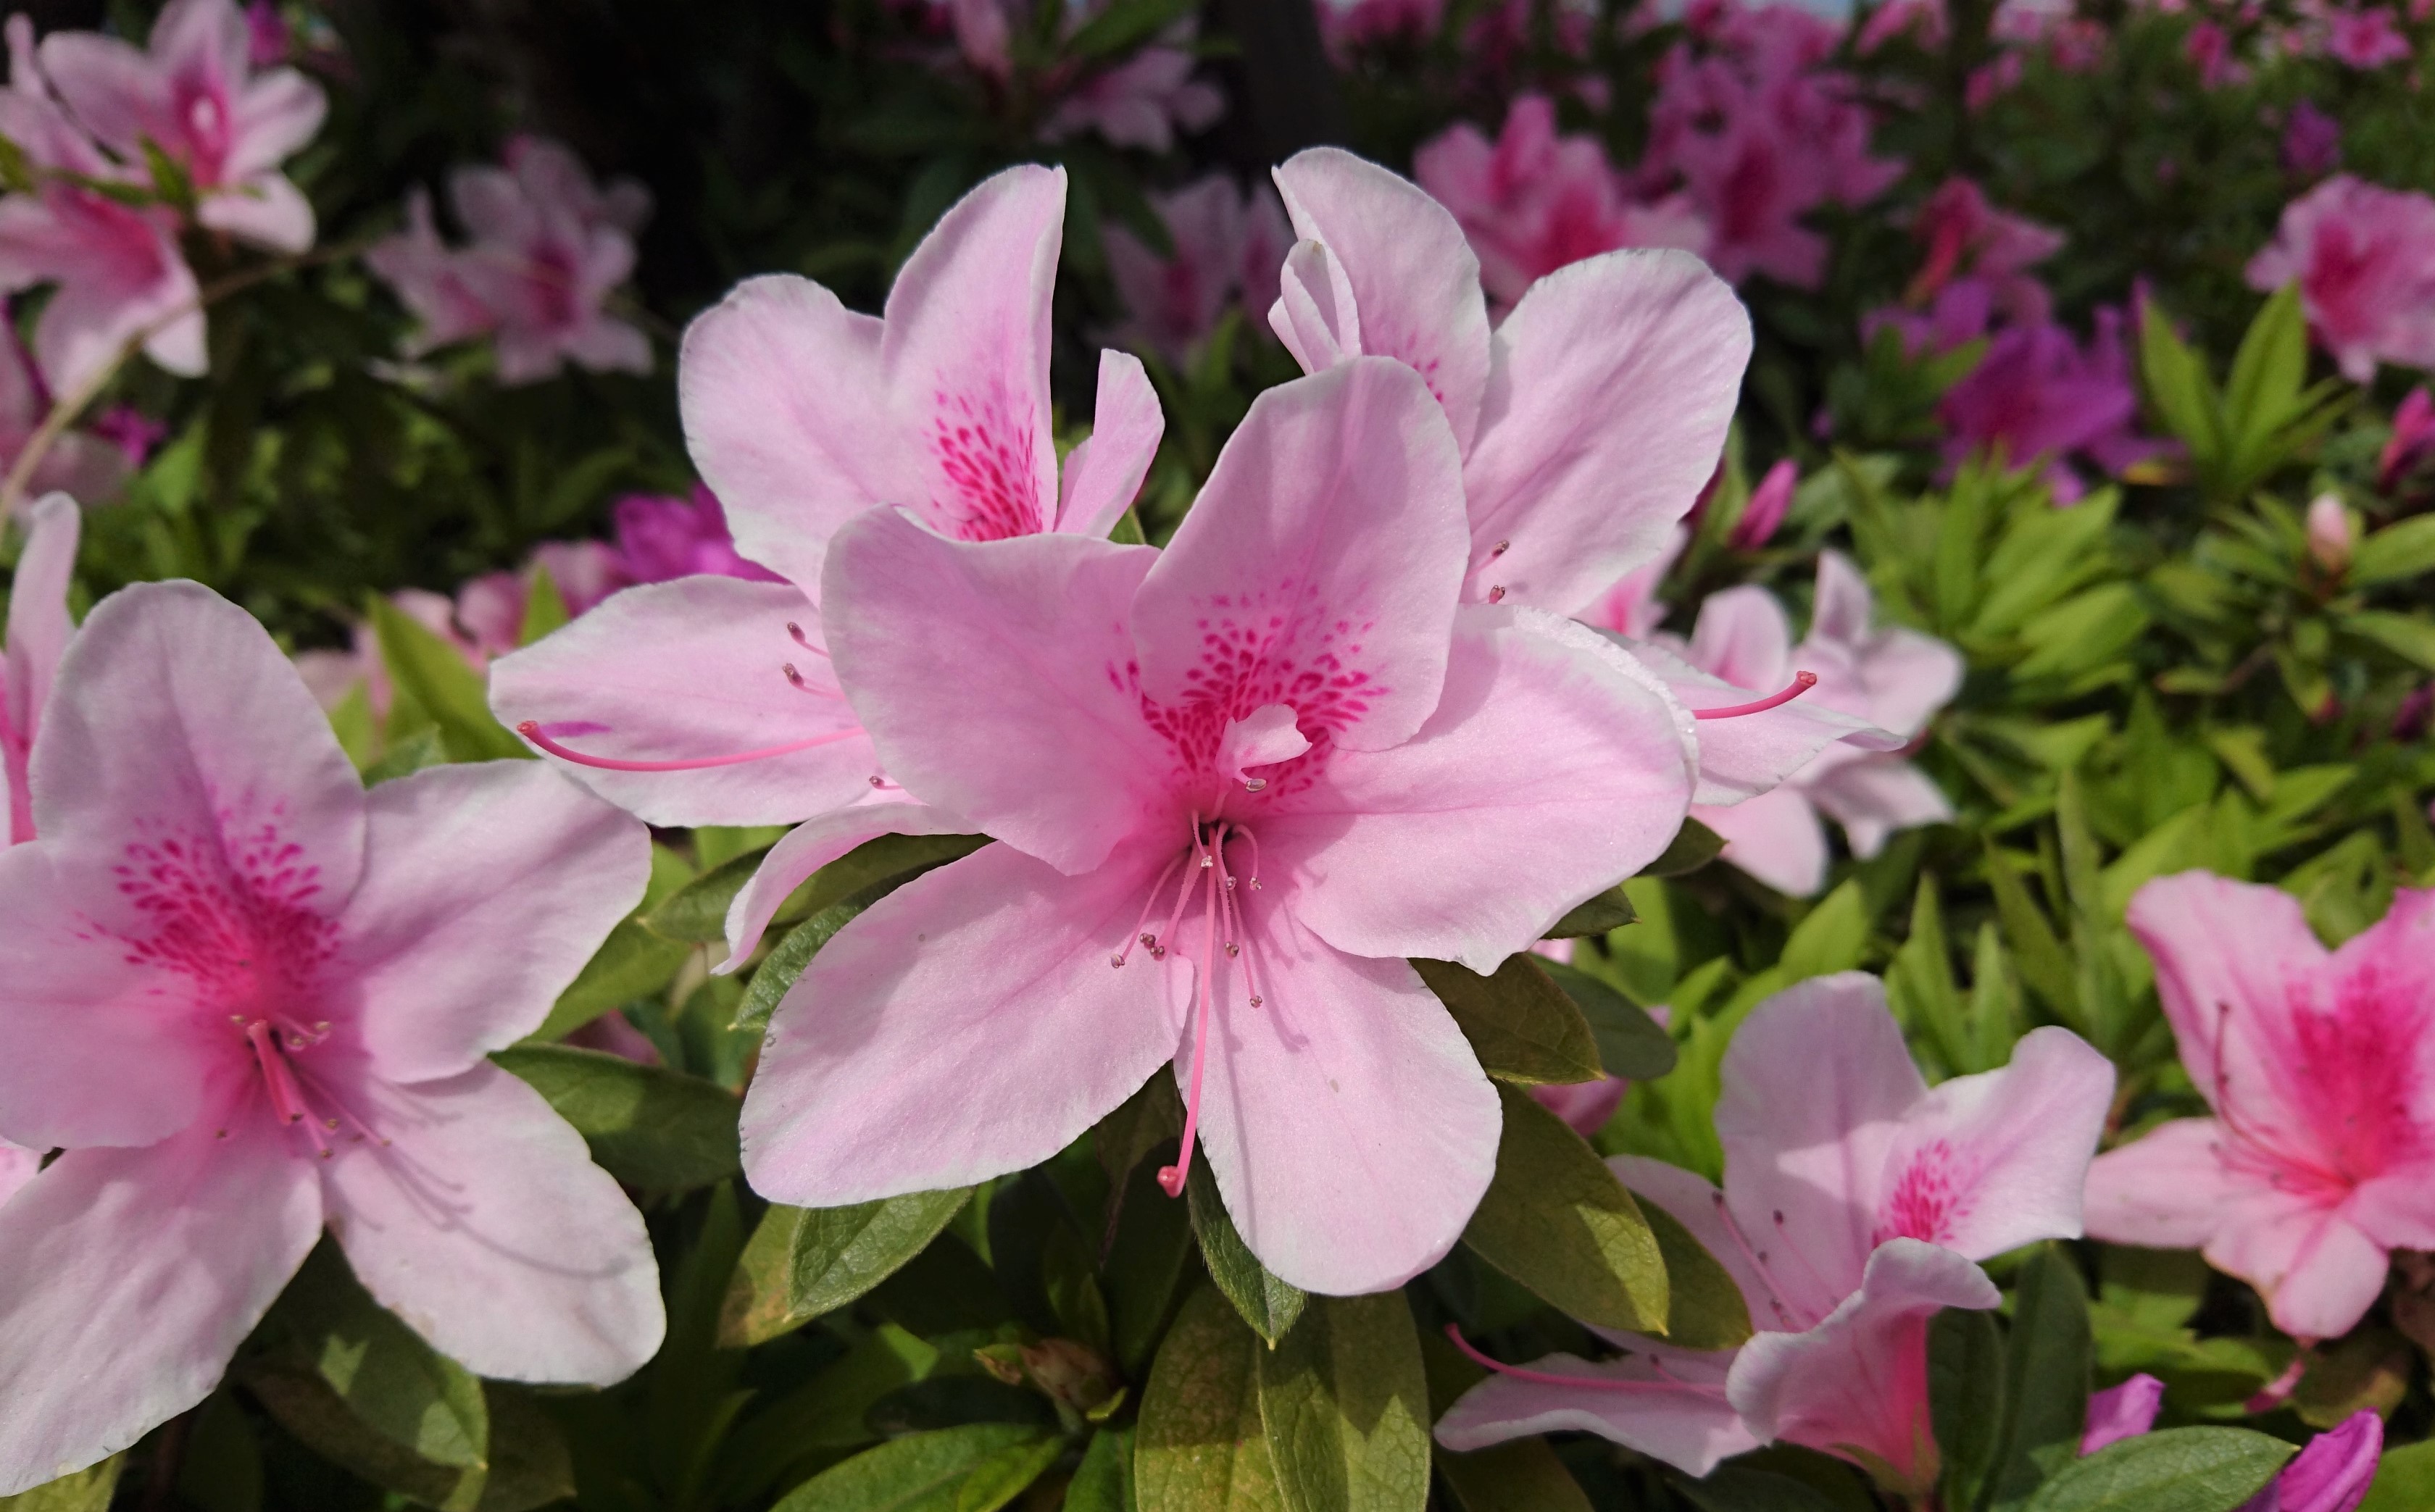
(2247, 175, 2435, 383)
(2086, 874, 2435, 1341)
(0, 19, 206, 394)
(1103, 177, 1291, 367)
(1727, 458, 1794, 551)
(1576, 526, 1686, 640)
(491, 165, 1166, 956)
(741, 358, 1701, 1295)
(1437, 974, 2114, 1486)
(1314, 0, 1447, 59)
(1413, 95, 1712, 308)
(1857, 0, 1947, 54)
(2306, 493, 2353, 573)
(0, 582, 663, 1493)
(2323, 5, 2412, 66)
(41, 0, 327, 254)
(451, 540, 629, 659)
(1905, 177, 2064, 327)
(2081, 1374, 2164, 1453)
(1, 494, 75, 845)
(2186, 20, 2252, 85)
(0, 312, 132, 505)
(2377, 385, 2435, 490)
(1966, 51, 2026, 109)
(366, 136, 652, 385)
(1041, 26, 1223, 153)
(1267, 148, 1752, 619)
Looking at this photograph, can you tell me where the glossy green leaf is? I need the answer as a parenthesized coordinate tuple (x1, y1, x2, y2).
(1068, 1429, 1139, 1512)
(1136, 1285, 1288, 1512)
(2018, 1428, 2292, 1512)
(768, 1424, 1059, 1512)
(1627, 1183, 1750, 1351)
(720, 1187, 973, 1346)
(1415, 955, 1603, 1086)
(491, 1043, 741, 1189)
(1539, 958, 1677, 1080)
(1931, 1308, 2005, 1512)
(2348, 514, 2435, 587)
(533, 919, 691, 1041)
(1256, 1291, 1431, 1512)
(1462, 1082, 1667, 1334)
(2347, 610, 2435, 672)
(0, 1457, 123, 1511)
(794, 831, 991, 919)
(1187, 1158, 1307, 1345)
(1545, 885, 1635, 937)
(1989, 1245, 2096, 1512)
(1778, 880, 1872, 981)
(1639, 818, 1726, 877)
(641, 845, 773, 943)
(370, 595, 528, 762)
(732, 898, 866, 1032)
(259, 1244, 488, 1472)
(2359, 1437, 2435, 1512)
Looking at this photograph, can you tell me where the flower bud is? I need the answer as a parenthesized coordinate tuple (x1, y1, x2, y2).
(2306, 493, 2352, 576)
(1730, 460, 1797, 551)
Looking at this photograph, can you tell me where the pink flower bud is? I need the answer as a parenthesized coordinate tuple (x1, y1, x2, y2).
(2307, 493, 2352, 575)
(2243, 1411, 2381, 1512)
(1730, 459, 1797, 551)
(2080, 1374, 2164, 1455)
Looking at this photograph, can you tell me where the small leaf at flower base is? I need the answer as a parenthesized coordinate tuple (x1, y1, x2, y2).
(1066, 1429, 1137, 1512)
(767, 1423, 1060, 1512)
(0, 1455, 124, 1511)
(369, 596, 528, 764)
(1670, 1467, 1843, 1512)
(1186, 1158, 1308, 1345)
(176, 1390, 262, 1512)
(1639, 818, 1726, 878)
(1626, 1185, 1749, 1351)
(641, 845, 774, 943)
(1544, 885, 1635, 938)
(490, 1043, 741, 1189)
(1931, 1307, 2005, 1512)
(1256, 1291, 1431, 1512)
(253, 1243, 489, 1473)
(534, 919, 691, 1041)
(1539, 959, 1677, 1081)
(1415, 956, 1603, 1087)
(2360, 1439, 2435, 1512)
(719, 1187, 973, 1348)
(1462, 1083, 1668, 1335)
(2018, 1427, 2293, 1512)
(1136, 1285, 1285, 1512)
(1989, 1244, 2094, 1512)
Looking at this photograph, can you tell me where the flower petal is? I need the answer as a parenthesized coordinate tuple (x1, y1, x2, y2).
(1608, 1153, 1775, 1331)
(5, 493, 78, 759)
(324, 1062, 662, 1384)
(1462, 250, 1751, 616)
(741, 841, 1188, 1206)
(822, 509, 1166, 874)
(1687, 585, 1794, 693)
(1055, 350, 1163, 538)
(198, 172, 314, 254)
(1803, 758, 1953, 859)
(2125, 872, 2328, 1137)
(488, 576, 878, 828)
(1131, 357, 1468, 756)
(720, 799, 967, 966)
(1696, 786, 1829, 897)
(1273, 606, 1693, 974)
(2081, 1118, 2249, 1250)
(1616, 632, 1901, 808)
(337, 761, 650, 1084)
(2210, 1198, 2391, 1343)
(0, 1108, 320, 1495)
(1433, 1349, 1756, 1476)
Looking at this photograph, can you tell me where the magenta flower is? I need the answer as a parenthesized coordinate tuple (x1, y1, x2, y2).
(1904, 177, 2065, 327)
(1313, 0, 1447, 59)
(1436, 974, 2114, 1487)
(0, 582, 663, 1494)
(608, 485, 785, 588)
(40, 0, 328, 254)
(1266, 148, 1752, 621)
(1726, 458, 1795, 551)
(2081, 1374, 2165, 1453)
(1, 494, 75, 845)
(2248, 175, 2435, 383)
(2186, 20, 2252, 88)
(2378, 385, 2435, 491)
(1412, 95, 1711, 308)
(2284, 100, 2344, 179)
(1914, 288, 2162, 501)
(2077, 1375, 2381, 1512)
(741, 359, 1699, 1294)
(1102, 175, 1291, 367)
(0, 311, 132, 504)
(2086, 874, 2435, 1341)
(366, 136, 653, 385)
(2322, 5, 2412, 67)
(1040, 26, 1223, 154)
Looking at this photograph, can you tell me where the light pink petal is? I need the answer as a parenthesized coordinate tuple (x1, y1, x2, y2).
(33, 34, 162, 152)
(1215, 702, 1310, 786)
(1687, 586, 1794, 693)
(1725, 1240, 1999, 1486)
(336, 761, 649, 1085)
(5, 493, 79, 758)
(1715, 973, 1929, 1321)
(2082, 1119, 2250, 1250)
(678, 274, 895, 591)
(719, 800, 967, 966)
(1873, 1026, 2115, 1262)
(224, 69, 327, 179)
(1576, 525, 1686, 640)
(1609, 1153, 1774, 1327)
(1809, 548, 1876, 646)
(488, 576, 878, 828)
(821, 509, 1166, 874)
(1185, 901, 1498, 1295)
(0, 1143, 34, 1210)
(323, 1061, 662, 1385)
(880, 164, 1065, 542)
(1272, 149, 1490, 449)
(1462, 250, 1752, 617)
(29, 212, 204, 393)
(149, 0, 250, 80)
(1433, 1349, 1757, 1475)
(1270, 606, 1693, 974)
(1697, 786, 1829, 897)
(2347, 1158, 2435, 1253)
(197, 172, 314, 253)
(562, 313, 652, 375)
(0, 1110, 321, 1495)
(1847, 625, 1963, 740)
(1131, 357, 1467, 756)
(2210, 1198, 2391, 1342)
(1268, 238, 1361, 372)
(740, 842, 1189, 1206)
(1055, 349, 1163, 538)
(2327, 889, 2435, 1133)
(1804, 758, 1953, 859)
(2082, 1374, 2164, 1455)
(2273, 1411, 2381, 1512)
(2124, 873, 2328, 1133)
(1617, 633, 1902, 808)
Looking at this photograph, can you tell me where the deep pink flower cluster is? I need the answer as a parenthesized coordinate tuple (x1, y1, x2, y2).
(2249, 174, 2435, 383)
(1102, 176, 1291, 366)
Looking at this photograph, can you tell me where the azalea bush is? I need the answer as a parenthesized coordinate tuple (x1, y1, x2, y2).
(9, 1, 2435, 1510)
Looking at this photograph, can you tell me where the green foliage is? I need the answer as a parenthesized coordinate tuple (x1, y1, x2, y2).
(1462, 1084, 1669, 1336)
(721, 1190, 977, 1348)
(1415, 956, 1606, 1087)
(2016, 1429, 2293, 1512)
(491, 1043, 742, 1190)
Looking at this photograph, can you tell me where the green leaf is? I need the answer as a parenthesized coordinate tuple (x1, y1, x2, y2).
(2346, 610, 2435, 672)
(1136, 1285, 1286, 1512)
(370, 596, 528, 762)
(1639, 818, 1726, 878)
(733, 899, 867, 1032)
(491, 1044, 740, 1189)
(796, 831, 991, 919)
(769, 1424, 1060, 1512)
(533, 919, 691, 1041)
(1931, 1308, 2005, 1512)
(178, 1390, 263, 1512)
(362, 727, 449, 785)
(1068, 1429, 1139, 1512)
(2019, 1428, 2293, 1512)
(1462, 1082, 1668, 1335)
(642, 845, 773, 943)
(2360, 1438, 2435, 1512)
(1257, 1291, 1431, 1512)
(720, 1188, 973, 1347)
(1106, 1157, 1195, 1375)
(1989, 1246, 2095, 1512)
(1778, 880, 1872, 981)
(1626, 1184, 1751, 1351)
(2138, 304, 2222, 465)
(1545, 885, 1635, 937)
(1187, 1158, 1308, 1345)
(1415, 955, 1603, 1086)
(1985, 845, 2081, 1026)
(0, 1457, 123, 1511)
(1671, 1468, 1843, 1512)
(517, 564, 570, 646)
(2347, 514, 2435, 586)
(2222, 284, 2307, 458)
(259, 1245, 488, 1471)
(1065, 0, 1198, 57)
(1539, 958, 1678, 1080)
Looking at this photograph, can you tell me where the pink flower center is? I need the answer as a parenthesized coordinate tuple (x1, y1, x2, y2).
(1873, 1139, 1970, 1247)
(928, 385, 1045, 541)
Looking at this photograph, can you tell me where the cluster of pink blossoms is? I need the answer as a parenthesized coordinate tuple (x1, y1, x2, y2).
(1101, 175, 1291, 367)
(2248, 174, 2435, 383)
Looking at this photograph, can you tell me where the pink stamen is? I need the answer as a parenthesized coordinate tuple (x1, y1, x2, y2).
(1112, 849, 1189, 968)
(1441, 1327, 1722, 1395)
(517, 721, 862, 772)
(1146, 825, 1207, 959)
(785, 622, 831, 660)
(1692, 671, 1818, 721)
(1710, 1192, 1799, 1329)
(1159, 853, 1220, 1198)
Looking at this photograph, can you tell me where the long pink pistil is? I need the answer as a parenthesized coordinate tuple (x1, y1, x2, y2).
(1692, 671, 1818, 721)
(1158, 840, 1222, 1198)
(517, 721, 862, 772)
(1441, 1326, 1721, 1395)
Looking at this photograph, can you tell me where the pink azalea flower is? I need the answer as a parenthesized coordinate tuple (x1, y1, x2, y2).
(741, 358, 1702, 1295)
(2247, 175, 2435, 383)
(609, 485, 786, 587)
(491, 165, 1166, 949)
(2086, 874, 2435, 1341)
(1266, 148, 1752, 619)
(1103, 176, 1291, 367)
(1923, 291, 2163, 501)
(1313, 0, 1447, 59)
(1576, 526, 1686, 640)
(2322, 5, 2412, 67)
(0, 312, 132, 504)
(2283, 99, 2344, 178)
(1857, 0, 1947, 54)
(0, 582, 663, 1493)
(2077, 1375, 2380, 1512)
(1040, 25, 1223, 153)
(1904, 177, 2064, 327)
(2377, 385, 2435, 491)
(1, 493, 75, 845)
(1726, 458, 1795, 551)
(2081, 1373, 2165, 1453)
(366, 136, 653, 385)
(0, 19, 206, 395)
(40, 0, 328, 254)
(2186, 20, 2252, 86)
(243, 0, 290, 67)
(1436, 973, 2114, 1486)
(2306, 492, 2353, 574)
(1412, 95, 1712, 308)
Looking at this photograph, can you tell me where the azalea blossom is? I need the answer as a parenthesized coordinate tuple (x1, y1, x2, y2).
(1312, 0, 1447, 59)
(1040, 26, 1224, 154)
(2078, 1372, 2381, 1512)
(2081, 1374, 2166, 1453)
(2320, 4, 2412, 67)
(1266, 147, 1752, 620)
(366, 135, 654, 385)
(2086, 873, 2435, 1341)
(1436, 973, 2114, 1487)
(741, 357, 1704, 1295)
(1577, 526, 1686, 641)
(607, 485, 786, 588)
(2378, 386, 2435, 492)
(0, 582, 663, 1494)
(2247, 175, 2435, 383)
(0, 312, 131, 506)
(1412, 95, 1710, 308)
(491, 164, 1166, 960)
(1, 493, 75, 848)
(1902, 177, 2065, 327)
(2284, 100, 2344, 178)
(1102, 175, 1291, 367)
(1726, 458, 1794, 551)
(41, 0, 328, 254)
